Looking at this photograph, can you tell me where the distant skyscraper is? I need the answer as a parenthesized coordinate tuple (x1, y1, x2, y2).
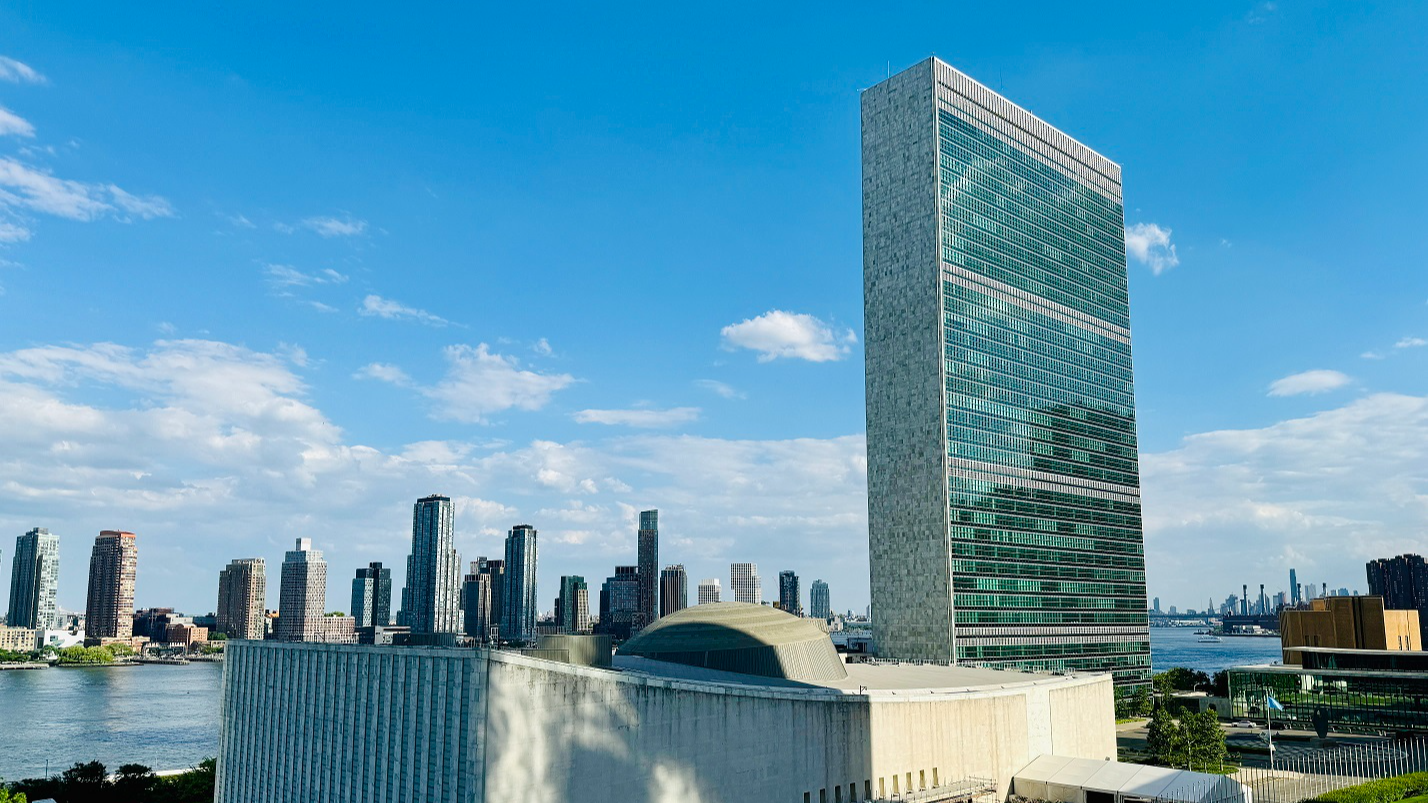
(730, 563, 760, 605)
(404, 494, 462, 635)
(350, 562, 392, 629)
(697, 578, 721, 605)
(636, 509, 659, 631)
(462, 560, 495, 641)
(557, 575, 590, 634)
(8, 527, 60, 630)
(217, 558, 267, 640)
(659, 565, 687, 618)
(1290, 568, 1300, 605)
(810, 580, 830, 621)
(778, 570, 802, 616)
(85, 530, 137, 640)
(598, 566, 639, 640)
(276, 538, 327, 642)
(1367, 554, 1428, 643)
(502, 525, 538, 643)
(862, 57, 1150, 687)
(1152, 597, 1161, 614)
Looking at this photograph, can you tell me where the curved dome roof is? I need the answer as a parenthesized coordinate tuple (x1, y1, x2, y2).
(618, 602, 847, 682)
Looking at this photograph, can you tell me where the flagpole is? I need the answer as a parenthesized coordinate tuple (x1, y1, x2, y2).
(1266, 691, 1275, 770)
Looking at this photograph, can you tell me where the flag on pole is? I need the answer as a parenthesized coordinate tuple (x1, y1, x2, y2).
(1267, 693, 1285, 711)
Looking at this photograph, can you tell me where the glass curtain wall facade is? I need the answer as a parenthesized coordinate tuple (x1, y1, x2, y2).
(8, 527, 60, 630)
(863, 57, 1149, 688)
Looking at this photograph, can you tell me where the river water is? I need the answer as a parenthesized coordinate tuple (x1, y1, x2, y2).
(0, 662, 223, 782)
(0, 630, 1282, 781)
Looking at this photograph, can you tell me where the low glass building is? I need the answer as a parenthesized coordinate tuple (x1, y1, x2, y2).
(1229, 648, 1428, 735)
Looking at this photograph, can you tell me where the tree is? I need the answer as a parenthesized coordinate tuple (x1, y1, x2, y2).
(1183, 710, 1228, 771)
(1133, 685, 1153, 717)
(59, 761, 107, 803)
(0, 786, 29, 803)
(1157, 667, 1211, 692)
(1211, 670, 1230, 698)
(113, 764, 158, 802)
(1146, 703, 1187, 768)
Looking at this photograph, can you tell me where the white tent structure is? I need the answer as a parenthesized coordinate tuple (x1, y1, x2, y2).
(1013, 756, 1252, 803)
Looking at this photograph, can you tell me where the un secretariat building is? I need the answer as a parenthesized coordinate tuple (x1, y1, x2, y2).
(862, 57, 1151, 689)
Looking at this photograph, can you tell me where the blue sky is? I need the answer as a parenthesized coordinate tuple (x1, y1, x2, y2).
(0, 2, 1424, 618)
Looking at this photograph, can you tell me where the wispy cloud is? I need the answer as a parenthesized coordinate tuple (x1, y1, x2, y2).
(353, 362, 412, 386)
(695, 379, 746, 400)
(1125, 222, 1179, 275)
(720, 310, 856, 363)
(1268, 369, 1351, 397)
(1395, 337, 1427, 350)
(358, 294, 453, 327)
(0, 221, 30, 243)
(0, 106, 36, 138)
(358, 344, 576, 424)
(0, 56, 45, 85)
(573, 407, 701, 428)
(0, 157, 173, 223)
(107, 185, 175, 220)
(265, 264, 349, 289)
(302, 215, 366, 238)
(533, 338, 554, 357)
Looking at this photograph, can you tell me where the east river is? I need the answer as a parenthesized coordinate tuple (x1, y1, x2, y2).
(0, 630, 1282, 782)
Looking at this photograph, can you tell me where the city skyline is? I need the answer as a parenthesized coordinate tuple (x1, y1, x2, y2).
(1, 4, 1426, 618)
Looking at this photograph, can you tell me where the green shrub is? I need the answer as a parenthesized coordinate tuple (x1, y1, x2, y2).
(1312, 772, 1428, 803)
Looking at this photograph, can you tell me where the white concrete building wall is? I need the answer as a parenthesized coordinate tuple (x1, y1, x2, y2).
(218, 642, 1114, 803)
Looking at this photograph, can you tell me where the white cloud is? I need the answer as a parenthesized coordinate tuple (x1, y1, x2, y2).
(0, 157, 174, 227)
(302, 215, 366, 238)
(533, 338, 553, 357)
(1362, 351, 1386, 361)
(358, 294, 453, 327)
(265, 264, 349, 289)
(227, 214, 255, 229)
(573, 407, 701, 428)
(0, 107, 36, 138)
(0, 336, 872, 618)
(353, 362, 412, 386)
(1124, 222, 1179, 275)
(1395, 337, 1427, 350)
(1143, 392, 1428, 605)
(720, 310, 856, 363)
(107, 185, 176, 220)
(1267, 369, 1351, 397)
(0, 221, 31, 243)
(0, 56, 45, 85)
(424, 345, 575, 423)
(695, 379, 746, 400)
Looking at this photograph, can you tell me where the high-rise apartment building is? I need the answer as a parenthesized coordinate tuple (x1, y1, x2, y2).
(85, 530, 138, 641)
(502, 525, 538, 643)
(659, 565, 687, 618)
(275, 538, 327, 642)
(557, 575, 590, 634)
(598, 566, 640, 640)
(8, 527, 60, 630)
(1290, 568, 1300, 606)
(810, 579, 831, 621)
(404, 495, 462, 635)
(778, 570, 802, 617)
(462, 561, 494, 641)
(1367, 554, 1428, 643)
(217, 558, 267, 640)
(730, 563, 760, 605)
(350, 562, 392, 629)
(636, 509, 659, 630)
(862, 57, 1150, 686)
(697, 578, 721, 605)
